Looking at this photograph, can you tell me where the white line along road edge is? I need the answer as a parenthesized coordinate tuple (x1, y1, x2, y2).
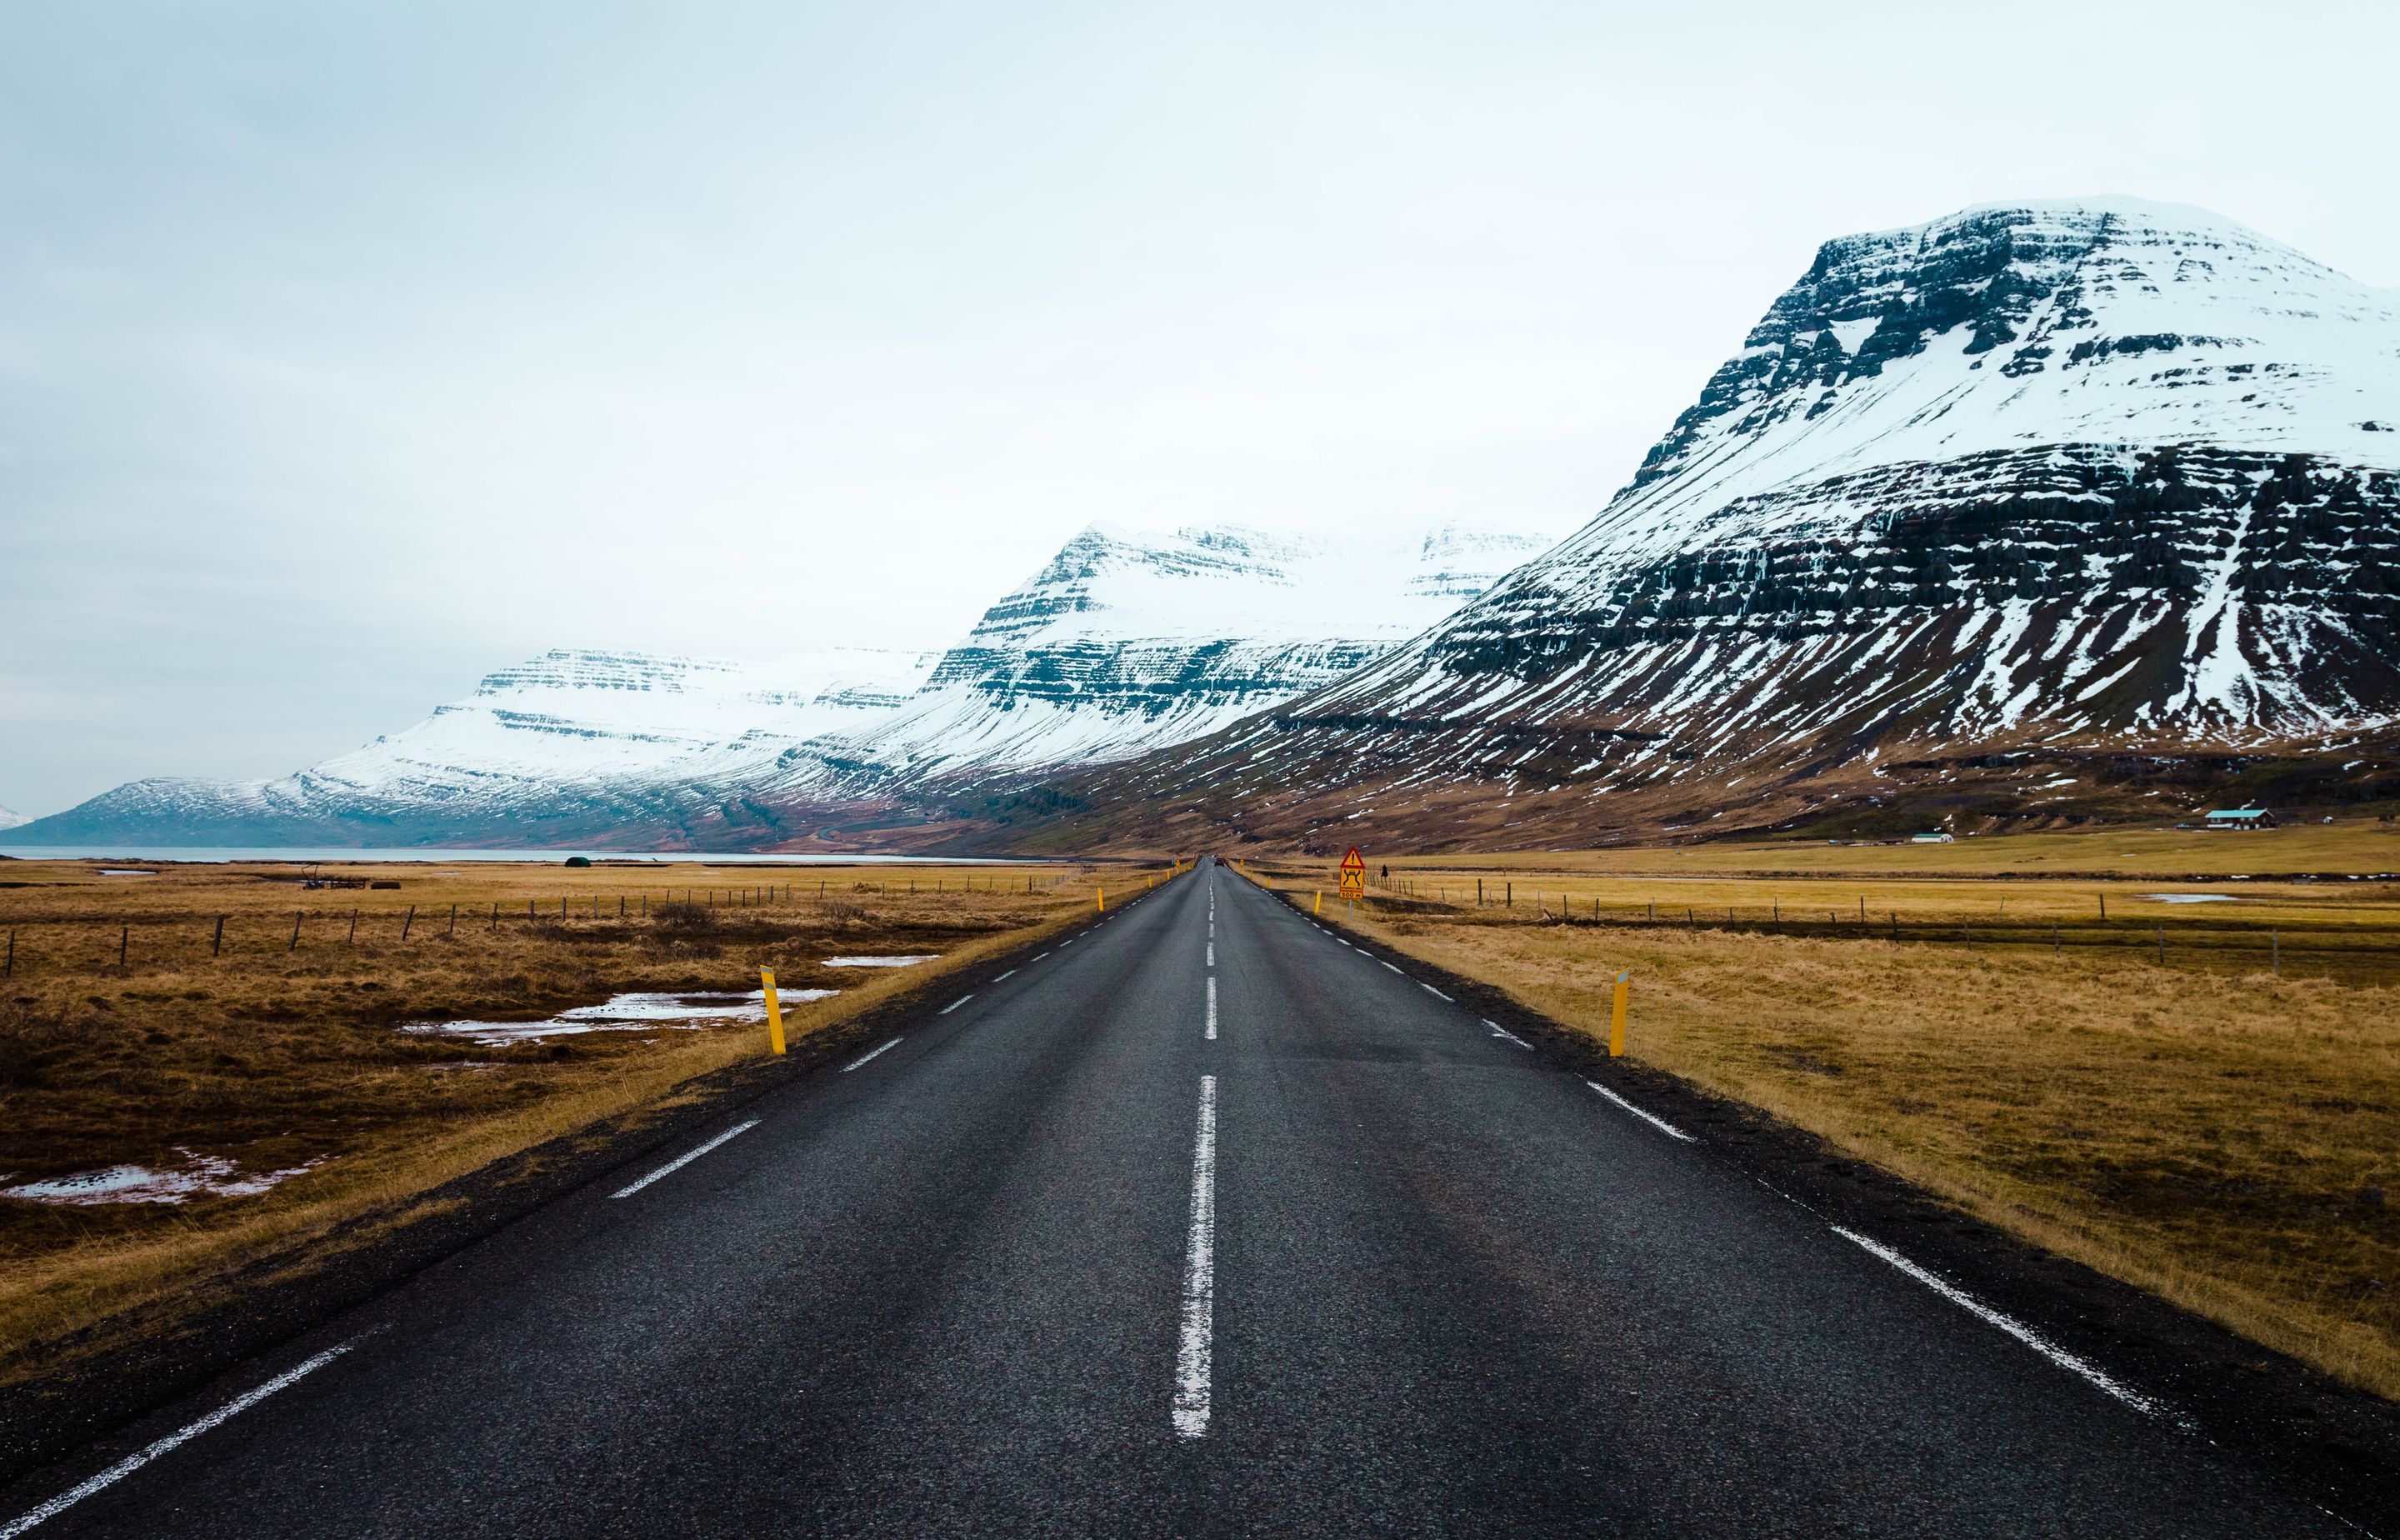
(611, 1120, 762, 1198)
(1585, 1081, 1697, 1142)
(1, 1330, 381, 1539)
(1831, 1226, 2164, 1417)
(1173, 1074, 1219, 1439)
(842, 1038, 903, 1073)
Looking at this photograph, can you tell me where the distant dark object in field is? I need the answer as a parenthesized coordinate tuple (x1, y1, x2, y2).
(370, 880, 402, 890)
(564, 856, 592, 868)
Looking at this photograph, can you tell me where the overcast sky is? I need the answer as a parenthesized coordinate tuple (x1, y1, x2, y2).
(2, 1, 2394, 817)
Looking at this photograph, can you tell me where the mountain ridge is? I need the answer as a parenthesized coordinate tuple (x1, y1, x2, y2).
(1026, 198, 2400, 853)
(9, 522, 1558, 849)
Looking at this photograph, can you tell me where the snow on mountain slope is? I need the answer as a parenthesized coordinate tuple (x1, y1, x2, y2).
(780, 522, 1558, 792)
(8, 648, 938, 848)
(1077, 199, 2400, 845)
(311, 648, 935, 794)
(11, 519, 1556, 848)
(0, 804, 27, 832)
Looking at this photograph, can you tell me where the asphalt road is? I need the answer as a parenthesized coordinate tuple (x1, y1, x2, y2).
(0, 859, 2366, 1536)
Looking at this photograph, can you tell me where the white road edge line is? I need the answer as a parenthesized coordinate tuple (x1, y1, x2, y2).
(1485, 1019, 1531, 1048)
(1584, 1081, 1697, 1142)
(1206, 977, 1218, 1041)
(612, 1120, 762, 1197)
(0, 1331, 382, 1539)
(1422, 983, 1452, 1001)
(1830, 1226, 2164, 1418)
(1031, 952, 1050, 962)
(1380, 961, 1402, 974)
(940, 995, 973, 1014)
(1173, 1074, 1218, 1438)
(994, 968, 1017, 981)
(841, 1038, 904, 1072)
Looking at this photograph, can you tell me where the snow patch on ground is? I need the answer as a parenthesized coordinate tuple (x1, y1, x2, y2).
(2, 1151, 328, 1206)
(400, 988, 837, 1047)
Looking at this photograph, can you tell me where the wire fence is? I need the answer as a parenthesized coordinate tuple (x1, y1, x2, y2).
(0, 872, 1088, 981)
(1275, 873, 2400, 986)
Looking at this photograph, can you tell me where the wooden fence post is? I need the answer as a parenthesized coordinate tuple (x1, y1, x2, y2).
(212, 915, 226, 957)
(402, 904, 415, 941)
(289, 912, 302, 951)
(120, 926, 128, 967)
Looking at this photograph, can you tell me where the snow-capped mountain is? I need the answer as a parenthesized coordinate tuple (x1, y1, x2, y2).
(9, 648, 938, 848)
(11, 521, 1557, 848)
(0, 804, 28, 832)
(780, 522, 1556, 794)
(1068, 198, 2400, 847)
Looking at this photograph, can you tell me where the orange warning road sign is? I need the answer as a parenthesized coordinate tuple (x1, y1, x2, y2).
(1338, 846, 1366, 899)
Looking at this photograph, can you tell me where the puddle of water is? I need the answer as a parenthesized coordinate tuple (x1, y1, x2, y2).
(822, 955, 940, 968)
(401, 988, 838, 1047)
(2139, 893, 2242, 904)
(2, 1150, 327, 1206)
(96, 868, 158, 877)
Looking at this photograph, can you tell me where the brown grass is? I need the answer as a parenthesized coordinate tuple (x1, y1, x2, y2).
(0, 857, 1132, 1367)
(1254, 855, 2400, 1400)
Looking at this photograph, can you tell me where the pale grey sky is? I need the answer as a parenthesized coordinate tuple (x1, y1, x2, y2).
(3, 0, 2395, 816)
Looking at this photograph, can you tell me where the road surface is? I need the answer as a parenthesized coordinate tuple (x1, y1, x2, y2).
(0, 860, 2362, 1536)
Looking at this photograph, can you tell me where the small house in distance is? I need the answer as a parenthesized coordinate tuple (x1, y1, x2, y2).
(1910, 832, 1955, 844)
(2203, 808, 2276, 831)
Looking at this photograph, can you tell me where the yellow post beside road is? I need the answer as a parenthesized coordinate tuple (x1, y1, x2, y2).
(761, 966, 787, 1056)
(1608, 970, 1630, 1058)
(1097, 888, 1106, 912)
(1314, 891, 1322, 913)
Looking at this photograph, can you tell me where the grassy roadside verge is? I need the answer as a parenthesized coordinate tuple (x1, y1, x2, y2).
(1272, 875, 2400, 1401)
(0, 859, 1118, 1378)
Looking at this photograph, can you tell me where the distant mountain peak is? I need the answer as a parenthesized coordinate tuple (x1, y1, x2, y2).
(1057, 198, 2400, 850)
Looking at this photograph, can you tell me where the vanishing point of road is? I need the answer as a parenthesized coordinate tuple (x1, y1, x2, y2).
(0, 859, 2361, 1536)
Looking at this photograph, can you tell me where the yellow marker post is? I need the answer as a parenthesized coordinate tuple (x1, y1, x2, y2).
(1608, 970, 1630, 1058)
(1097, 888, 1106, 912)
(1314, 891, 1322, 913)
(761, 966, 787, 1056)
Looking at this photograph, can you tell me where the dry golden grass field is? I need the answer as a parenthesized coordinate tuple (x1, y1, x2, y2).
(0, 856, 1134, 1369)
(1258, 823, 2400, 1399)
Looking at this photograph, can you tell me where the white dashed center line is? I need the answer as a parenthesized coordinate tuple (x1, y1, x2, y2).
(940, 995, 972, 1014)
(1173, 1075, 1218, 1438)
(994, 968, 1017, 981)
(612, 1120, 762, 1198)
(1206, 977, 1218, 1041)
